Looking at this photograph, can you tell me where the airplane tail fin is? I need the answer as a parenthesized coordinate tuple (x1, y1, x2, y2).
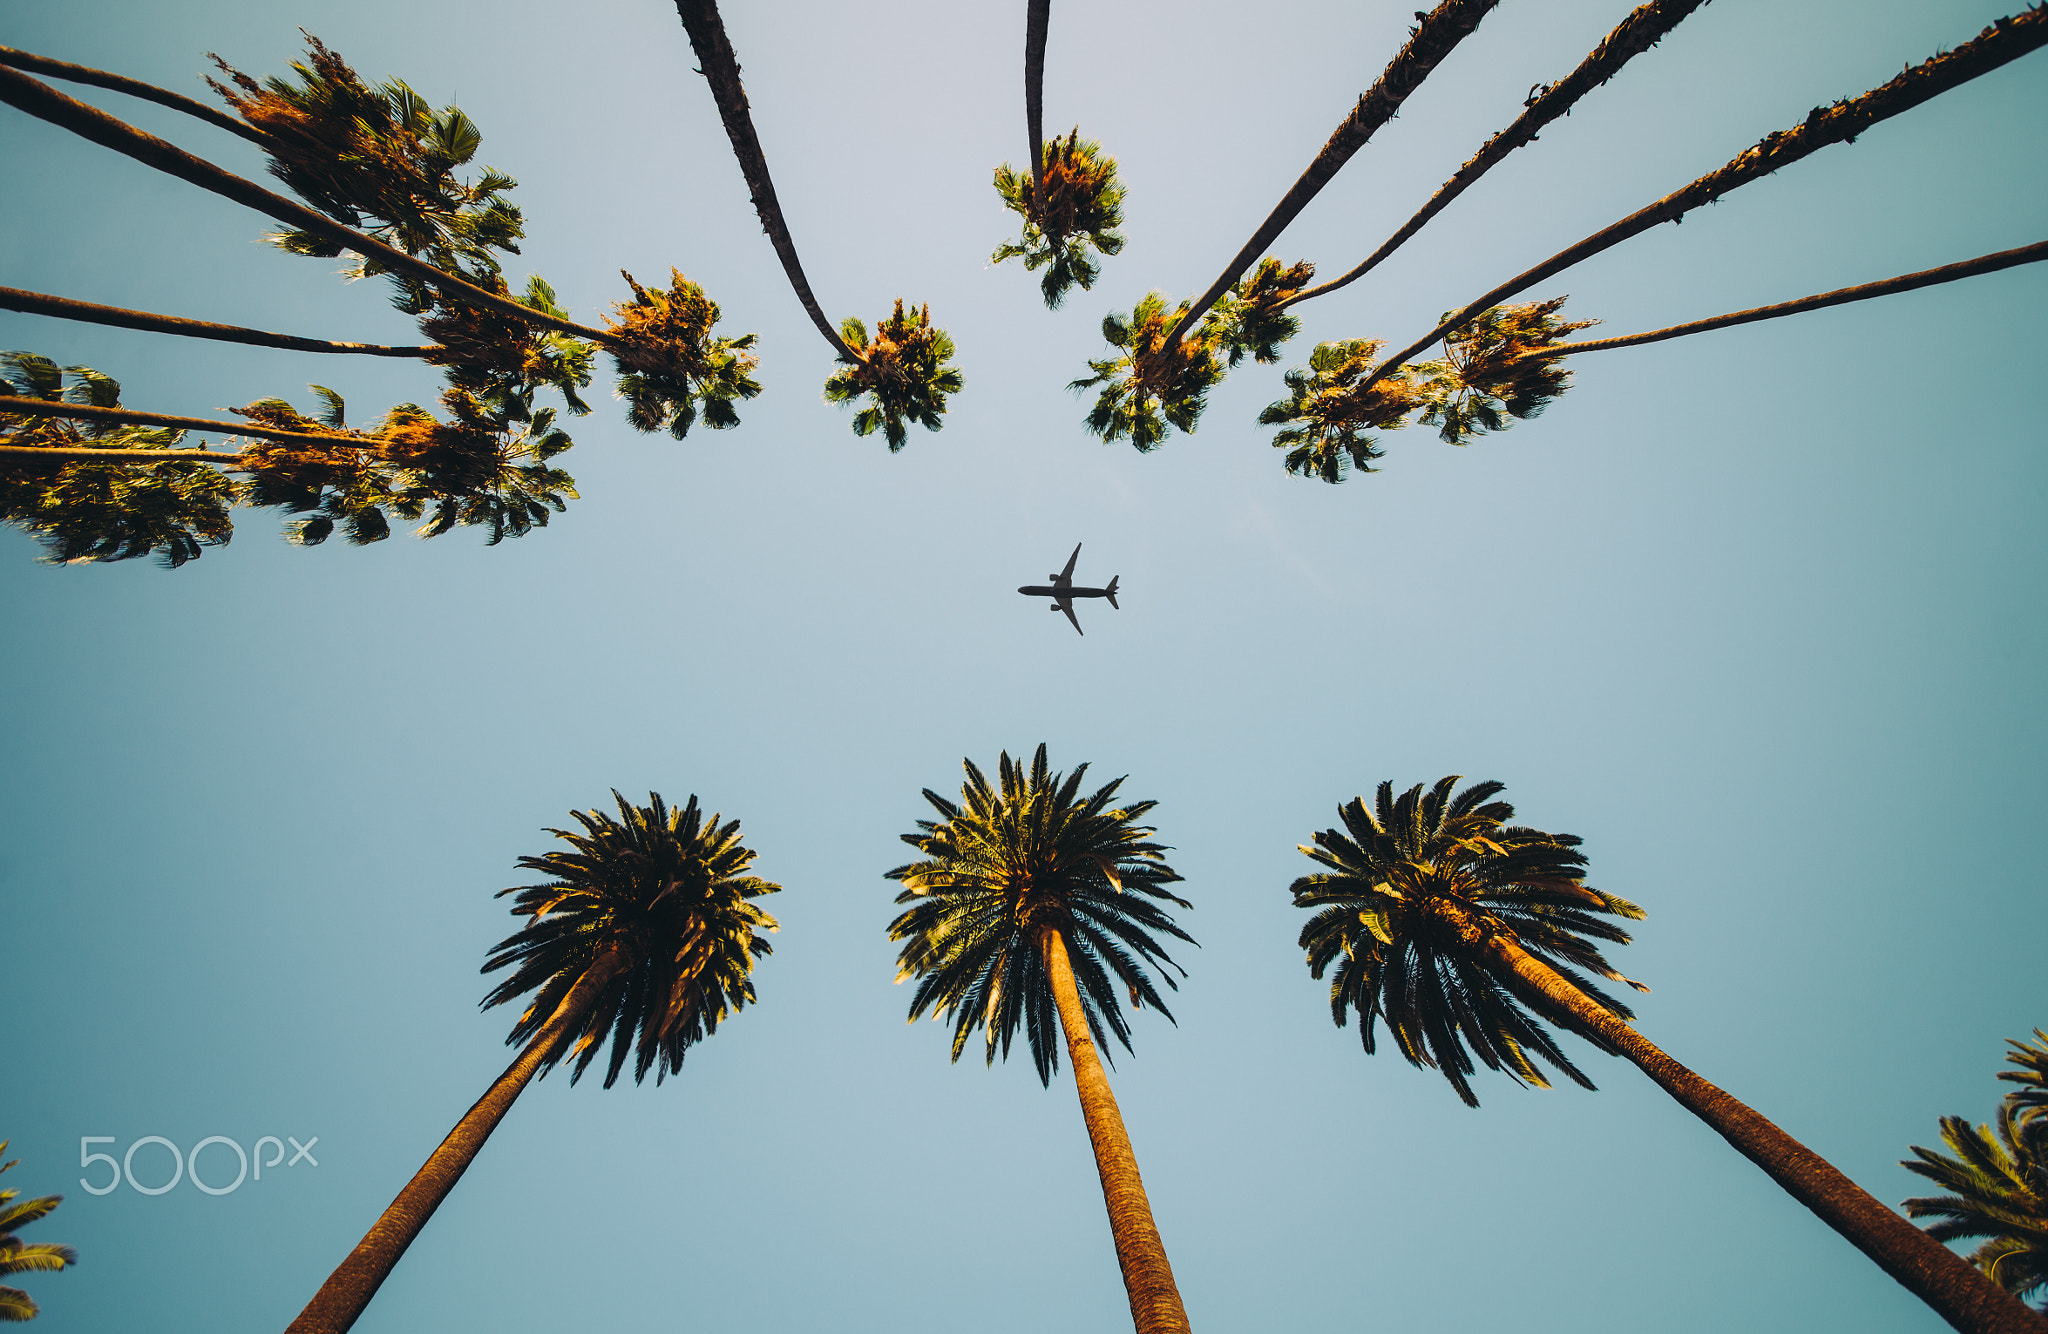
(1106, 575, 1119, 609)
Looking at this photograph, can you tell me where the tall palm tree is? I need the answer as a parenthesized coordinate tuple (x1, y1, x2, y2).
(1905, 1034, 2048, 1312)
(669, 0, 962, 444)
(888, 745, 1196, 1334)
(0, 1143, 77, 1322)
(0, 287, 430, 358)
(286, 791, 779, 1334)
(1350, 8, 2048, 401)
(1287, 776, 2048, 1334)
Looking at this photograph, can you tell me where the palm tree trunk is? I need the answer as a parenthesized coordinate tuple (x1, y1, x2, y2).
(0, 44, 265, 145)
(1163, 0, 1499, 348)
(1036, 926, 1192, 1334)
(1353, 7, 2048, 398)
(0, 287, 431, 357)
(1280, 0, 1709, 312)
(0, 398, 376, 449)
(669, 0, 862, 365)
(1024, 0, 1051, 212)
(285, 949, 627, 1334)
(1517, 238, 2048, 360)
(1486, 936, 2048, 1334)
(0, 63, 613, 349)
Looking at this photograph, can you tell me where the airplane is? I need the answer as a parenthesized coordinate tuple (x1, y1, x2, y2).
(1018, 542, 1119, 635)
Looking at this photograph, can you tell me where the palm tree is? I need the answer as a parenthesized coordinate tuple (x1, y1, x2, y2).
(993, 129, 1128, 310)
(0, 1143, 77, 1322)
(1287, 776, 2048, 1334)
(1350, 8, 2048, 403)
(1905, 1034, 2048, 1313)
(888, 745, 1196, 1334)
(670, 0, 962, 444)
(285, 790, 780, 1334)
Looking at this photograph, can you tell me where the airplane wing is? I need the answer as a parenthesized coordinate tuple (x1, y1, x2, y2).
(1058, 597, 1083, 636)
(1057, 542, 1082, 585)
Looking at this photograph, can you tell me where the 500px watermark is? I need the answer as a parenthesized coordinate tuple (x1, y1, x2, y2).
(79, 1134, 319, 1196)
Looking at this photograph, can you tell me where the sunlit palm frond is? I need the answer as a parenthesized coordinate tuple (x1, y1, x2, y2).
(887, 744, 1193, 1085)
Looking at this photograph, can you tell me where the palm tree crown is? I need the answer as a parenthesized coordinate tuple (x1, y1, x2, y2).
(0, 1142, 77, 1322)
(481, 790, 780, 1089)
(992, 129, 1127, 309)
(1291, 776, 1647, 1105)
(823, 301, 964, 451)
(1905, 1033, 2048, 1311)
(887, 744, 1194, 1084)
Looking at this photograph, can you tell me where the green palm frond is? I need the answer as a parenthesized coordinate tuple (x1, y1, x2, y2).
(992, 130, 1127, 309)
(1258, 338, 1431, 483)
(1, 357, 237, 567)
(2001, 1031, 2048, 1123)
(0, 1143, 76, 1320)
(1070, 292, 1224, 451)
(1904, 1100, 2048, 1309)
(208, 35, 524, 295)
(822, 301, 963, 451)
(482, 791, 780, 1088)
(1289, 776, 1647, 1107)
(1202, 257, 1314, 368)
(1419, 297, 1596, 444)
(604, 270, 760, 440)
(887, 744, 1194, 1086)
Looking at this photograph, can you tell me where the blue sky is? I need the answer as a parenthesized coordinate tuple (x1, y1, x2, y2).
(4, 1, 2045, 1330)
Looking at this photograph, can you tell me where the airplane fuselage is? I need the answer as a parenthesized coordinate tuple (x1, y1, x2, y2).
(1016, 584, 1115, 599)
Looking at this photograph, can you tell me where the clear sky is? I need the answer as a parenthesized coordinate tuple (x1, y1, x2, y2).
(3, 1, 2044, 1331)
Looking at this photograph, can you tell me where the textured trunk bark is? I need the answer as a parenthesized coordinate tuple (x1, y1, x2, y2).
(1165, 0, 1499, 347)
(1519, 237, 2048, 360)
(1357, 7, 2048, 395)
(1487, 937, 2048, 1334)
(0, 64, 612, 348)
(1024, 0, 1050, 213)
(1037, 926, 1193, 1334)
(670, 0, 862, 365)
(0, 287, 431, 357)
(1279, 0, 1708, 311)
(284, 949, 628, 1334)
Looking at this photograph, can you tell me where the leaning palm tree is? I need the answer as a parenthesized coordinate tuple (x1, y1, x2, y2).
(1905, 1034, 2048, 1312)
(1287, 776, 2048, 1334)
(888, 745, 1196, 1334)
(0, 1143, 77, 1322)
(669, 0, 961, 445)
(286, 791, 780, 1334)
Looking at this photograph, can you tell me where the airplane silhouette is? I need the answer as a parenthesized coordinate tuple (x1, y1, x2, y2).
(1018, 542, 1119, 635)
